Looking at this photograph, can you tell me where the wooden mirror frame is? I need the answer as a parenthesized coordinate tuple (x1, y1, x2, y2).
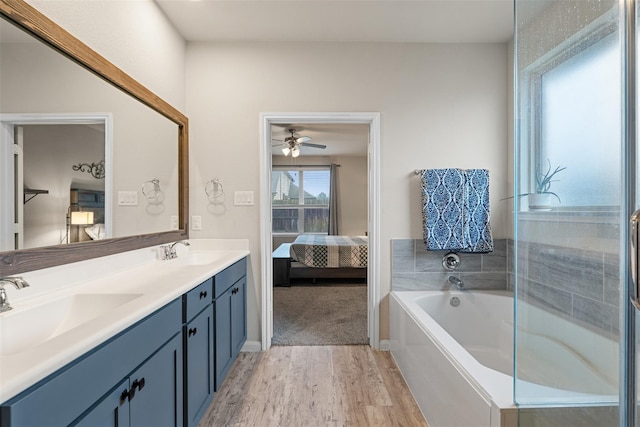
(0, 0, 189, 275)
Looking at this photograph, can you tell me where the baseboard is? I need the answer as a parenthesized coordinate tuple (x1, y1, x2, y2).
(379, 339, 391, 351)
(241, 340, 262, 352)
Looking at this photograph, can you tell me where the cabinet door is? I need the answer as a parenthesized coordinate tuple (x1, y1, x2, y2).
(72, 379, 130, 427)
(185, 307, 214, 427)
(230, 278, 247, 358)
(214, 287, 233, 391)
(129, 334, 183, 427)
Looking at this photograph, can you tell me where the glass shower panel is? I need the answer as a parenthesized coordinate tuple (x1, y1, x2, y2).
(514, 0, 622, 424)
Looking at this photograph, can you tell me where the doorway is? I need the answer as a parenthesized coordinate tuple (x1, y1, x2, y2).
(270, 124, 368, 345)
(0, 113, 112, 252)
(259, 112, 381, 350)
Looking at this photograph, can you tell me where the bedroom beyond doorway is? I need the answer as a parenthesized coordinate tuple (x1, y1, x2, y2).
(268, 119, 371, 347)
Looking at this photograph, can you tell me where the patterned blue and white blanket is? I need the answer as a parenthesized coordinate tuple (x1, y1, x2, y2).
(289, 235, 368, 268)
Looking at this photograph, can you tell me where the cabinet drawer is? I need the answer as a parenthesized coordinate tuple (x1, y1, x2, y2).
(184, 278, 213, 322)
(214, 258, 246, 298)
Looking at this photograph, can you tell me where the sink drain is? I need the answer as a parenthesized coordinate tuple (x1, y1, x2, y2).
(450, 296, 460, 307)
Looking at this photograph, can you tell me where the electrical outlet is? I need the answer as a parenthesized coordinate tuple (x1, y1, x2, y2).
(234, 191, 254, 206)
(192, 215, 202, 230)
(170, 216, 179, 230)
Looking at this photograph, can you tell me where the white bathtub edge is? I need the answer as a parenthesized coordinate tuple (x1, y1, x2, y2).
(392, 291, 512, 407)
(390, 291, 496, 426)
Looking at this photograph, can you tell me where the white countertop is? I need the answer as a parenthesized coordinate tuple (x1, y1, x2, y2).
(0, 239, 250, 403)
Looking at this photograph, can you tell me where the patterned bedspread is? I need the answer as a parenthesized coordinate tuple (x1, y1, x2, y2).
(289, 235, 368, 268)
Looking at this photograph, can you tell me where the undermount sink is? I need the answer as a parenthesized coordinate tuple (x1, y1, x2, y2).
(170, 250, 224, 266)
(0, 293, 142, 356)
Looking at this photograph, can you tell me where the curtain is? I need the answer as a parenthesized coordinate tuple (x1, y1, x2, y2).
(328, 163, 339, 235)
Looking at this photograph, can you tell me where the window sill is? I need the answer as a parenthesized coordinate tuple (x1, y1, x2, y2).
(517, 208, 621, 225)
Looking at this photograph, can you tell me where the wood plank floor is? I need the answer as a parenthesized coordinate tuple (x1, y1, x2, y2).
(198, 346, 428, 427)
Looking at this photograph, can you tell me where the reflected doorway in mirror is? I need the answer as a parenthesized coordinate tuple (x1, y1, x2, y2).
(0, 113, 113, 251)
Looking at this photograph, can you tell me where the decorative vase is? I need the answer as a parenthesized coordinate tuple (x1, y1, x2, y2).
(528, 193, 553, 211)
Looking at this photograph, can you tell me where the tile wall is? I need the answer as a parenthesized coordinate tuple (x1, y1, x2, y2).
(390, 238, 620, 336)
(512, 239, 620, 336)
(391, 238, 508, 291)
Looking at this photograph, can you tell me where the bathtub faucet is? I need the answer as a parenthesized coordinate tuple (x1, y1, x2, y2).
(448, 276, 464, 290)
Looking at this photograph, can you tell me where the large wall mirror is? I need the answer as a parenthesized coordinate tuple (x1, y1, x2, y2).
(0, 0, 189, 275)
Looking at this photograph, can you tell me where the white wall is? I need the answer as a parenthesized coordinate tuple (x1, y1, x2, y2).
(186, 41, 509, 341)
(335, 156, 368, 236)
(26, 0, 185, 110)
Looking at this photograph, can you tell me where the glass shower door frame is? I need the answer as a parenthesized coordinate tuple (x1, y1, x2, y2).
(514, 0, 635, 425)
(624, 0, 636, 425)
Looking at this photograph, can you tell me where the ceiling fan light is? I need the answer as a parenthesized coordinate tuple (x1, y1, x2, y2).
(291, 146, 300, 158)
(282, 147, 290, 156)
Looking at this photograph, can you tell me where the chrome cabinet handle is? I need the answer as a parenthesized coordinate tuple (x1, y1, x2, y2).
(630, 210, 640, 309)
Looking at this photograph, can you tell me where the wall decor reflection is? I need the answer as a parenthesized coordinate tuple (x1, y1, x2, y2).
(72, 160, 105, 179)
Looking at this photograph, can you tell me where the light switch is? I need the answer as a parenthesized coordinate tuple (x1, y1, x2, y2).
(234, 191, 254, 206)
(118, 191, 138, 206)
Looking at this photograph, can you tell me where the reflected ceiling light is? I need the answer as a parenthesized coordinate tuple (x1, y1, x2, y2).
(282, 146, 290, 156)
(291, 146, 300, 158)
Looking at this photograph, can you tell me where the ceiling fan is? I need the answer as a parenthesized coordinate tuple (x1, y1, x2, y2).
(273, 128, 326, 157)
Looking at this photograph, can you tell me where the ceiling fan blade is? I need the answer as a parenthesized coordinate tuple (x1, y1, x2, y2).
(295, 136, 312, 143)
(301, 142, 326, 149)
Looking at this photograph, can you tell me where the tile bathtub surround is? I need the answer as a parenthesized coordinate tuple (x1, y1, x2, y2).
(391, 236, 622, 337)
(509, 239, 620, 336)
(391, 239, 508, 291)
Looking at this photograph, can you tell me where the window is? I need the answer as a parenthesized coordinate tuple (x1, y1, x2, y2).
(529, 26, 621, 207)
(272, 167, 331, 234)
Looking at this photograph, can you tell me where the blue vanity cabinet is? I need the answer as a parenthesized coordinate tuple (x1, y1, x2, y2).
(213, 258, 247, 390)
(0, 258, 248, 427)
(0, 299, 183, 427)
(73, 334, 183, 427)
(183, 279, 214, 427)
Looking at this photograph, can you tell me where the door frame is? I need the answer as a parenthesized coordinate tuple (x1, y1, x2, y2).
(259, 112, 381, 350)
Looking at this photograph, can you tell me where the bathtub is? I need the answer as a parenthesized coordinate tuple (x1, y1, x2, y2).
(390, 291, 618, 427)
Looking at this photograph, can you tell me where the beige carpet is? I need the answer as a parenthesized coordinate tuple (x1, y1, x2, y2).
(272, 285, 368, 346)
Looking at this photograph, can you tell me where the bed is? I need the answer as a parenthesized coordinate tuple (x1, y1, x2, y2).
(273, 235, 368, 285)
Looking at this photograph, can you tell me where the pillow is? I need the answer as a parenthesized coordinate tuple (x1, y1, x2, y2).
(84, 223, 106, 240)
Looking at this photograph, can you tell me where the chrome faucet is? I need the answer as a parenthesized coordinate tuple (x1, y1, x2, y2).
(160, 240, 190, 260)
(0, 276, 30, 313)
(448, 276, 464, 290)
